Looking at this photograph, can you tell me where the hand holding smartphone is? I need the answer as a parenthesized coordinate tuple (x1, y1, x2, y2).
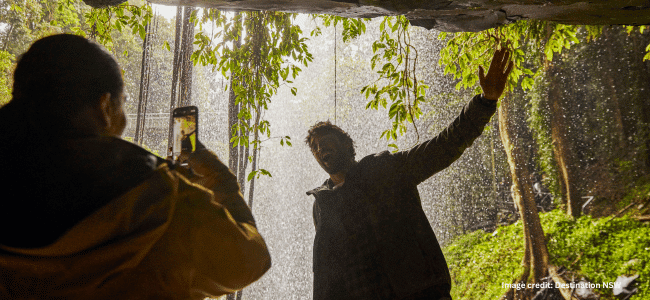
(172, 106, 198, 161)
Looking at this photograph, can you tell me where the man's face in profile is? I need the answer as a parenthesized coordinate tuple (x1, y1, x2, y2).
(107, 91, 127, 137)
(311, 133, 350, 175)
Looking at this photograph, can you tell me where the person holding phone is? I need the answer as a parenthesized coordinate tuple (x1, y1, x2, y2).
(0, 34, 270, 299)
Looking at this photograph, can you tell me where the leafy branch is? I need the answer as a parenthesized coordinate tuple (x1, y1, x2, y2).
(309, 15, 368, 42)
(438, 21, 606, 96)
(360, 16, 427, 150)
(83, 1, 152, 52)
(192, 11, 312, 179)
(624, 25, 650, 60)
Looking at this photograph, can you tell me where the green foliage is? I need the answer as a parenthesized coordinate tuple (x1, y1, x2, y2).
(0, 50, 14, 106)
(192, 11, 313, 179)
(360, 16, 427, 145)
(526, 70, 561, 200)
(443, 218, 525, 299)
(623, 25, 650, 61)
(620, 177, 650, 210)
(436, 21, 641, 215)
(438, 21, 602, 95)
(0, 0, 93, 105)
(444, 210, 650, 299)
(543, 24, 581, 61)
(310, 15, 368, 42)
(0, 0, 90, 55)
(84, 0, 153, 51)
(279, 135, 292, 147)
(0, 0, 154, 102)
(0, 0, 175, 154)
(543, 211, 650, 299)
(247, 168, 272, 182)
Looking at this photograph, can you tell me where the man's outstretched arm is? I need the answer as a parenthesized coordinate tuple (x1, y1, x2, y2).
(397, 48, 513, 185)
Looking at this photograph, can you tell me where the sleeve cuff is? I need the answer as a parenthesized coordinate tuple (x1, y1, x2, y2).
(476, 94, 498, 108)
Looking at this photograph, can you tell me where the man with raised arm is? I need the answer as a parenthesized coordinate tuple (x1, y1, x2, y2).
(0, 34, 270, 299)
(305, 48, 513, 300)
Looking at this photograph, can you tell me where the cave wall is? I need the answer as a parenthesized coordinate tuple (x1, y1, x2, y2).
(83, 0, 650, 32)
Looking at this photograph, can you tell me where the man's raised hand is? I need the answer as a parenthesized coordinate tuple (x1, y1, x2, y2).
(478, 48, 514, 101)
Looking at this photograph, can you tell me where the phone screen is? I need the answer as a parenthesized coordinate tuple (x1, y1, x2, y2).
(172, 106, 198, 158)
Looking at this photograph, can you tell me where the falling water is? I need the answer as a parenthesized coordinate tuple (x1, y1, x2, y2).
(123, 13, 503, 299)
(121, 10, 650, 299)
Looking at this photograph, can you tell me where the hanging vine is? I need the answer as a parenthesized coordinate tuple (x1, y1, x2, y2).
(192, 10, 312, 180)
(361, 16, 426, 150)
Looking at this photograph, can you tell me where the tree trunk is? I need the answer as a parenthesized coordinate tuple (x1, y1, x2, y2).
(179, 6, 195, 107)
(605, 73, 627, 150)
(238, 116, 251, 193)
(167, 6, 184, 155)
(603, 28, 628, 151)
(228, 99, 239, 171)
(490, 116, 499, 213)
(227, 12, 243, 172)
(135, 17, 155, 145)
(2, 23, 14, 51)
(226, 15, 243, 300)
(248, 144, 260, 208)
(498, 94, 549, 293)
(547, 65, 581, 217)
(634, 34, 650, 172)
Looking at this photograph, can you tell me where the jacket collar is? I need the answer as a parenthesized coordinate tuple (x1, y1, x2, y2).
(306, 179, 333, 197)
(306, 159, 362, 197)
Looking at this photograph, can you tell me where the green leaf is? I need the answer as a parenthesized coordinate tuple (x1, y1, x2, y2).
(260, 169, 272, 177)
(522, 77, 534, 91)
(139, 26, 146, 40)
(247, 171, 257, 181)
(391, 20, 399, 32)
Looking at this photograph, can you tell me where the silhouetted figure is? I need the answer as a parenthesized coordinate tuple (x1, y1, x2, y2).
(305, 49, 513, 300)
(0, 34, 270, 299)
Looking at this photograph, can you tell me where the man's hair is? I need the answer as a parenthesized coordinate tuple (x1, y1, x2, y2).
(12, 34, 123, 124)
(305, 121, 355, 159)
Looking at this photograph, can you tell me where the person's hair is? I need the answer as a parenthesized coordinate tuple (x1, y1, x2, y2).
(12, 34, 123, 125)
(305, 121, 355, 159)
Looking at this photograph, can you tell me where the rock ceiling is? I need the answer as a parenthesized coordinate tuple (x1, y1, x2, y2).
(84, 0, 650, 32)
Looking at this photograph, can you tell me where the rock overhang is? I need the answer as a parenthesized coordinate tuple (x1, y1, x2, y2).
(82, 0, 650, 32)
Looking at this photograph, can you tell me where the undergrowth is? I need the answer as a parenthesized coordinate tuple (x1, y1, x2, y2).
(444, 210, 650, 299)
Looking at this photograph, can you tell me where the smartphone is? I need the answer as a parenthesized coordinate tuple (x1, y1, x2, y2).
(172, 106, 198, 159)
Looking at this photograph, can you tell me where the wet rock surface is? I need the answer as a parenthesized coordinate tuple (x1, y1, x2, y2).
(83, 0, 650, 32)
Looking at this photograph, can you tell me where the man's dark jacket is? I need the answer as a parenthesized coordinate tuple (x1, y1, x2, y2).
(307, 95, 497, 300)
